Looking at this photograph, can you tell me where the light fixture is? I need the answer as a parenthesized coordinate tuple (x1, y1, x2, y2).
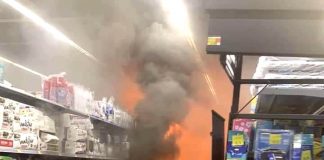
(2, 0, 98, 62)
(0, 56, 47, 78)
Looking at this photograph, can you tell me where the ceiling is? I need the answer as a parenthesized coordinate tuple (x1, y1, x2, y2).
(204, 0, 324, 57)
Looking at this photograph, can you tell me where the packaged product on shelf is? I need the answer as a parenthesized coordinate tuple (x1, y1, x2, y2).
(20, 133, 38, 150)
(226, 131, 248, 160)
(256, 120, 273, 130)
(63, 140, 87, 154)
(19, 107, 43, 134)
(0, 130, 13, 148)
(39, 116, 56, 134)
(107, 97, 115, 122)
(61, 113, 93, 130)
(42, 73, 74, 107)
(114, 107, 121, 126)
(91, 101, 105, 119)
(12, 133, 20, 149)
(254, 129, 294, 160)
(39, 131, 59, 152)
(233, 119, 254, 137)
(293, 134, 313, 160)
(73, 84, 93, 114)
(65, 127, 87, 142)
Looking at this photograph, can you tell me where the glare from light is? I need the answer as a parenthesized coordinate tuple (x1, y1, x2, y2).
(2, 0, 98, 62)
(0, 56, 47, 78)
(161, 0, 219, 103)
(161, 0, 191, 37)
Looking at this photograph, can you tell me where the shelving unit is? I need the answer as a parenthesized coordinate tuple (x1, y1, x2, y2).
(0, 83, 129, 159)
(208, 52, 324, 160)
(0, 83, 128, 131)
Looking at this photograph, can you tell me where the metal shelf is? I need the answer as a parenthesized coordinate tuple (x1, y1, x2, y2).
(260, 87, 324, 98)
(232, 113, 324, 120)
(0, 83, 127, 130)
(0, 147, 120, 159)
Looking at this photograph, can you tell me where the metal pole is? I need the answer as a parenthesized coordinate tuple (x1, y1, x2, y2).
(229, 54, 243, 129)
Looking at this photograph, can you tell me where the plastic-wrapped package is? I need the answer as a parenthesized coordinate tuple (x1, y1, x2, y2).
(251, 57, 324, 96)
(254, 129, 294, 160)
(63, 140, 87, 154)
(226, 131, 248, 160)
(292, 134, 313, 160)
(73, 85, 93, 114)
(42, 73, 74, 107)
(65, 127, 87, 142)
(20, 133, 38, 150)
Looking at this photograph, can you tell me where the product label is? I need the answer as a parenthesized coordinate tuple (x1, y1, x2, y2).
(0, 139, 13, 147)
(301, 150, 311, 160)
(269, 134, 282, 145)
(232, 134, 244, 146)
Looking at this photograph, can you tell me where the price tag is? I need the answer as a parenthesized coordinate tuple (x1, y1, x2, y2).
(269, 134, 282, 145)
(301, 150, 311, 160)
(232, 134, 244, 146)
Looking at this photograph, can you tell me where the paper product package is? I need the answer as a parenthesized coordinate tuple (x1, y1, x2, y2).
(20, 133, 38, 150)
(63, 140, 87, 154)
(65, 127, 87, 142)
(0, 130, 13, 148)
(293, 134, 314, 160)
(254, 129, 294, 160)
(39, 132, 59, 152)
(61, 113, 93, 130)
(42, 73, 74, 107)
(226, 131, 248, 160)
(19, 107, 43, 134)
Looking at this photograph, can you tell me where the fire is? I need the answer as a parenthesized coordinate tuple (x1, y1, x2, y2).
(164, 123, 182, 140)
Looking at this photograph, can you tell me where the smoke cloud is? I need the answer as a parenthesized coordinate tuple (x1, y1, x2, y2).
(130, 22, 196, 159)
(7, 0, 200, 159)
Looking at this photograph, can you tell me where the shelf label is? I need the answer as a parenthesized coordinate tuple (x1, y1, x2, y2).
(301, 150, 311, 160)
(269, 134, 282, 145)
(232, 134, 244, 146)
(207, 36, 221, 46)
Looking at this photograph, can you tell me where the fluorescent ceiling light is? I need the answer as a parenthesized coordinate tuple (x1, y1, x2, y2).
(0, 56, 47, 78)
(2, 0, 98, 62)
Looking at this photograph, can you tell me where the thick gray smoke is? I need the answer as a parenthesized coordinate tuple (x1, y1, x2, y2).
(130, 23, 196, 159)
(9, 0, 199, 159)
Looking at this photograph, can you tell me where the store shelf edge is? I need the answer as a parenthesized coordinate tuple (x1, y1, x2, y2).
(232, 113, 324, 120)
(0, 147, 120, 159)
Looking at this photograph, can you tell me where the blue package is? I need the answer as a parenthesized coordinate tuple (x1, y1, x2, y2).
(227, 131, 248, 160)
(293, 134, 313, 160)
(254, 129, 294, 160)
(256, 120, 273, 130)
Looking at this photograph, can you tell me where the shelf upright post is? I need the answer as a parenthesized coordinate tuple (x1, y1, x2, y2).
(229, 54, 243, 130)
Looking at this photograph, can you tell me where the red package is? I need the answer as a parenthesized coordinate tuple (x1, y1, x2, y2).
(42, 79, 50, 99)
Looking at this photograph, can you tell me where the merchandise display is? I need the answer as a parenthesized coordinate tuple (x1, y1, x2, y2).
(292, 134, 313, 160)
(226, 131, 248, 160)
(254, 129, 294, 160)
(42, 74, 133, 129)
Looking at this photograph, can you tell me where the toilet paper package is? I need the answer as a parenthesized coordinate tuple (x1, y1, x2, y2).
(20, 133, 38, 150)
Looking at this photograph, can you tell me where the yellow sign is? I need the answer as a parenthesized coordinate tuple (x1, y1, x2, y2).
(232, 134, 244, 146)
(207, 36, 221, 46)
(269, 134, 282, 145)
(301, 150, 311, 160)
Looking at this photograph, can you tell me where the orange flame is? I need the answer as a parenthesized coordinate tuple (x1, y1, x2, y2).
(164, 123, 182, 140)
